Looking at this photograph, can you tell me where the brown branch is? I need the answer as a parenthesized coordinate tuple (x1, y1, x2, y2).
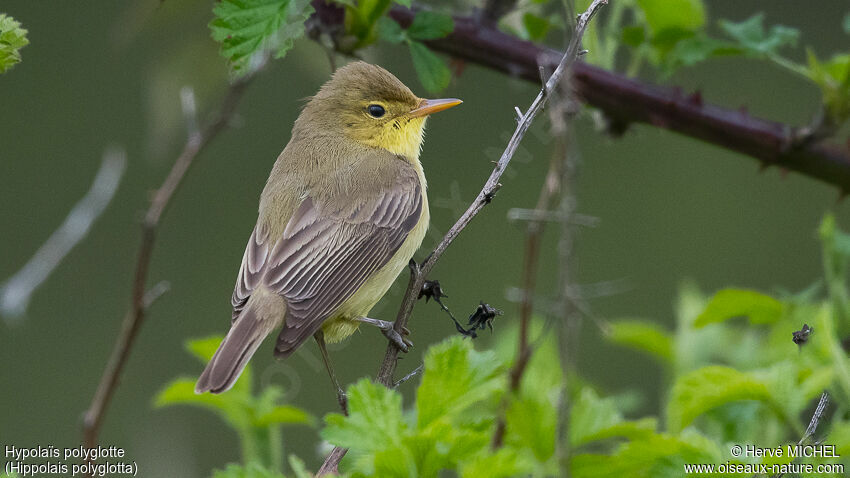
(316, 1, 608, 474)
(81, 65, 262, 450)
(380, 7, 850, 193)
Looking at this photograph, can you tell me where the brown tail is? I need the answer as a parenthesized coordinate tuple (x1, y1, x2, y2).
(195, 306, 274, 394)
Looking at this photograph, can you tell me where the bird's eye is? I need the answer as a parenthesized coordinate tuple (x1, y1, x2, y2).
(367, 104, 386, 118)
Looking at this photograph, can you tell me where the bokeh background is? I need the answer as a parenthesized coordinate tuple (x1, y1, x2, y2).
(2, 0, 849, 475)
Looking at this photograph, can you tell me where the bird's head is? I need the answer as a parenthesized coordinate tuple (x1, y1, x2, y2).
(297, 61, 461, 160)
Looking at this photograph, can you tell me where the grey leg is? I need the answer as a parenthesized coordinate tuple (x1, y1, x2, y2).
(355, 317, 413, 352)
(314, 330, 347, 414)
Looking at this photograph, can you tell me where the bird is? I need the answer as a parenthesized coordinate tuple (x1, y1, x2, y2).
(195, 61, 461, 394)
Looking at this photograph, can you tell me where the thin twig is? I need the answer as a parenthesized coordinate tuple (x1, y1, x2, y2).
(81, 63, 264, 451)
(316, 1, 608, 474)
(773, 391, 830, 478)
(1, 149, 127, 320)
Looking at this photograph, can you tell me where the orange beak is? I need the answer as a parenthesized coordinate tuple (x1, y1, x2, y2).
(408, 98, 463, 117)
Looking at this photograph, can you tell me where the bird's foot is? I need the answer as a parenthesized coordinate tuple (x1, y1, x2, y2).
(356, 317, 413, 352)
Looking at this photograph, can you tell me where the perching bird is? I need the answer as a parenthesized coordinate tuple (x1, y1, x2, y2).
(195, 62, 461, 394)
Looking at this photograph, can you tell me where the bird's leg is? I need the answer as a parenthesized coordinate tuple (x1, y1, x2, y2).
(355, 317, 413, 352)
(314, 330, 348, 415)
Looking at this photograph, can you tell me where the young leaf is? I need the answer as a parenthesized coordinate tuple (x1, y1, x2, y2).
(718, 14, 799, 55)
(408, 41, 451, 93)
(209, 0, 315, 75)
(254, 405, 315, 427)
(636, 0, 705, 35)
(321, 378, 406, 451)
(212, 463, 287, 478)
(570, 388, 623, 447)
(407, 11, 454, 41)
(416, 337, 504, 430)
(693, 289, 784, 327)
(522, 13, 551, 42)
(377, 17, 406, 44)
(667, 365, 771, 432)
(661, 35, 744, 74)
(606, 319, 673, 363)
(0, 14, 29, 74)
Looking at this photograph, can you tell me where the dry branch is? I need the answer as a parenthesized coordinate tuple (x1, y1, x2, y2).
(81, 65, 263, 450)
(316, 1, 608, 474)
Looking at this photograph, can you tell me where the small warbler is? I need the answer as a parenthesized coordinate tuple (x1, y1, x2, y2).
(196, 62, 461, 394)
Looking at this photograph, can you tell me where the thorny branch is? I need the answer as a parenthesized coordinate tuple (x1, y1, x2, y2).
(81, 63, 264, 451)
(316, 1, 608, 474)
(369, 6, 850, 193)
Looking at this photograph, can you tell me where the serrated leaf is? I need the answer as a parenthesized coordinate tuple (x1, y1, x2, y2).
(0, 14, 29, 74)
(212, 463, 287, 478)
(636, 0, 705, 35)
(606, 319, 673, 363)
(407, 11, 453, 40)
(254, 405, 315, 427)
(209, 0, 314, 75)
(459, 448, 526, 478)
(661, 35, 744, 74)
(693, 289, 784, 327)
(416, 337, 504, 430)
(377, 17, 405, 44)
(667, 366, 771, 432)
(718, 14, 799, 55)
(572, 432, 718, 478)
(408, 41, 451, 93)
(570, 388, 623, 447)
(321, 378, 406, 451)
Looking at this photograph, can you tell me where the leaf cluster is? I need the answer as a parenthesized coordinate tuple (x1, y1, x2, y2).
(0, 14, 28, 74)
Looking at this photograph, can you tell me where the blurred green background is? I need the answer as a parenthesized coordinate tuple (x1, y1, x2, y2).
(1, 0, 849, 475)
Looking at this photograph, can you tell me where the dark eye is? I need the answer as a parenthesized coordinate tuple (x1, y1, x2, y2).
(367, 104, 386, 118)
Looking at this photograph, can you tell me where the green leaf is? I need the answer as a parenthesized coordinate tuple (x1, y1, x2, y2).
(606, 319, 673, 363)
(572, 432, 719, 478)
(377, 17, 405, 44)
(0, 14, 29, 74)
(187, 336, 227, 362)
(636, 0, 705, 35)
(209, 0, 315, 75)
(408, 41, 451, 93)
(407, 11, 454, 40)
(661, 35, 744, 74)
(667, 365, 771, 432)
(254, 405, 315, 427)
(522, 13, 551, 42)
(321, 378, 406, 451)
(287, 455, 312, 478)
(570, 388, 624, 447)
(718, 14, 799, 55)
(212, 463, 287, 478)
(416, 337, 504, 430)
(693, 289, 784, 327)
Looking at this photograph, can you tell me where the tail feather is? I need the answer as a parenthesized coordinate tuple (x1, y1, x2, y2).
(195, 307, 274, 394)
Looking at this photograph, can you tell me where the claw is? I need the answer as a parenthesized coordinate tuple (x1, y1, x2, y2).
(382, 328, 411, 352)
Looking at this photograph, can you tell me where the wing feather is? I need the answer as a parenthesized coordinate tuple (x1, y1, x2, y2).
(228, 159, 423, 355)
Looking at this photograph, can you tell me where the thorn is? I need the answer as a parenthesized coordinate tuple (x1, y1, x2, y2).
(687, 90, 703, 107)
(514, 107, 523, 121)
(578, 49, 589, 56)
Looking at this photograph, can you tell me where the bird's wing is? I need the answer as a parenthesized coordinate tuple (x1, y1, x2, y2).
(230, 159, 423, 356)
